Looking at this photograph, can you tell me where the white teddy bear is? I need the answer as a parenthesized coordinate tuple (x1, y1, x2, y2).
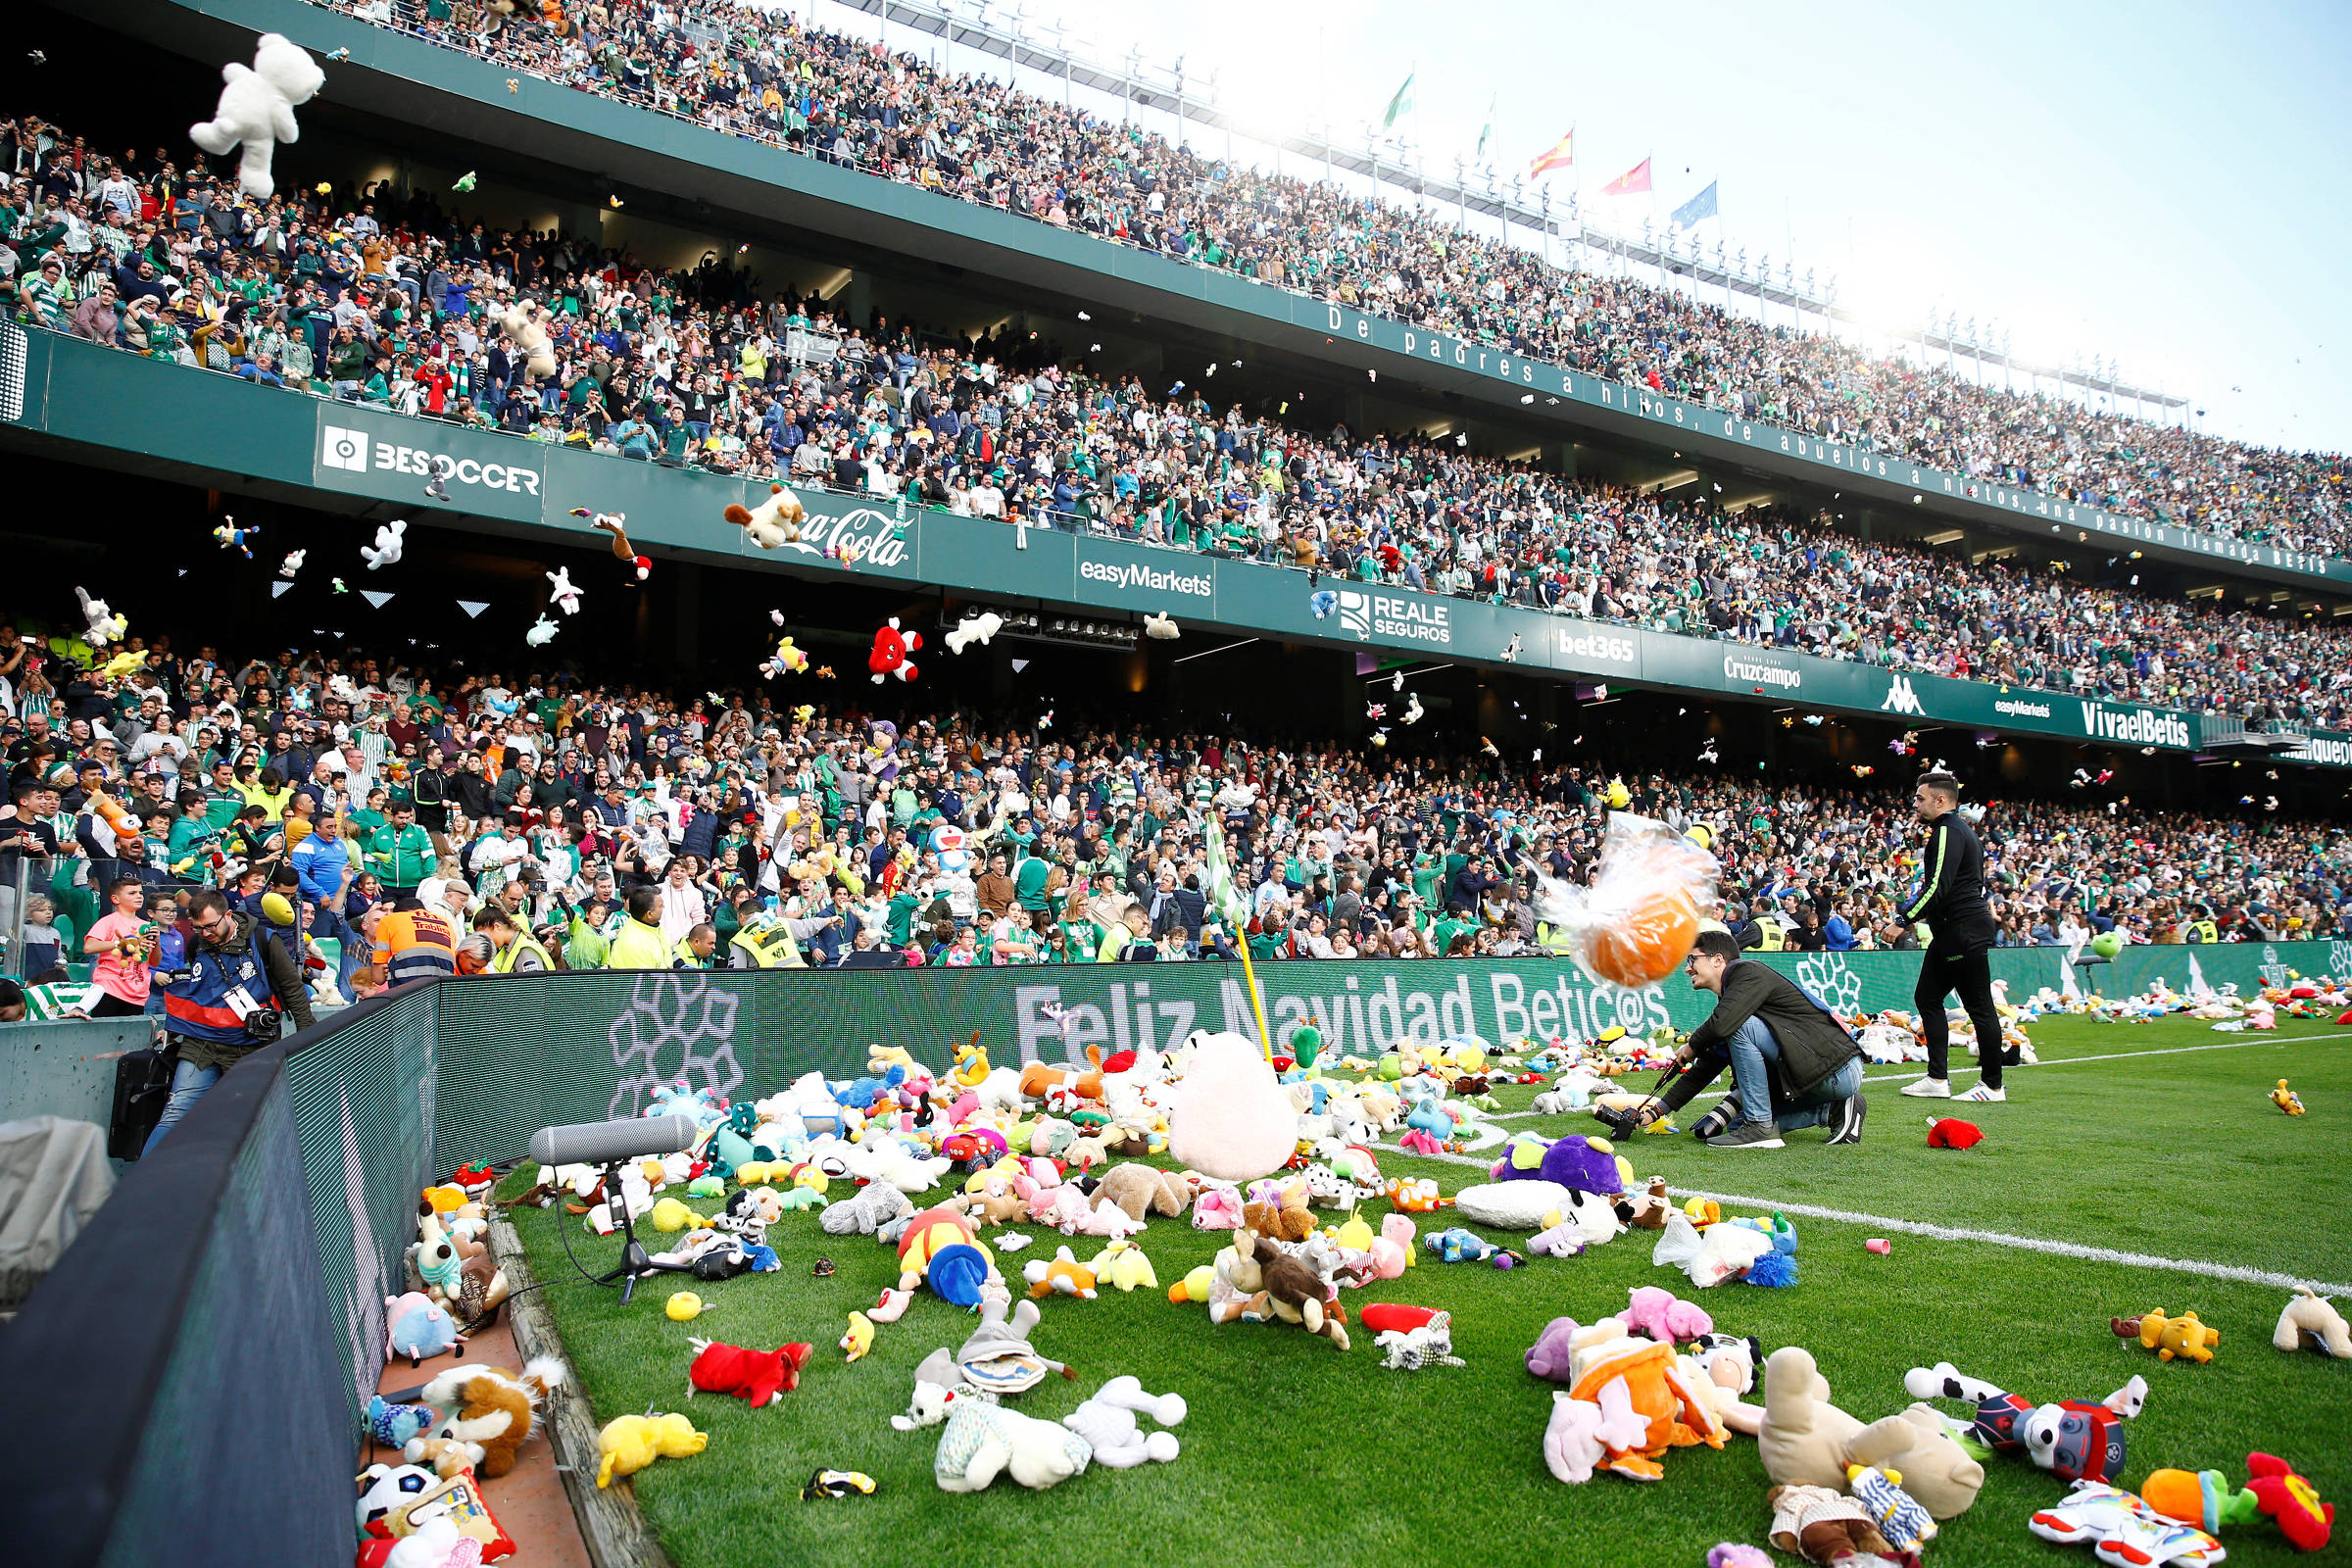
(362, 517, 407, 569)
(1060, 1376, 1185, 1468)
(723, 483, 806, 549)
(74, 586, 124, 647)
(188, 33, 325, 201)
(546, 566, 582, 615)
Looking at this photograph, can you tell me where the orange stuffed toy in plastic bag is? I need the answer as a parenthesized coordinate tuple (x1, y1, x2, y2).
(1533, 814, 1719, 989)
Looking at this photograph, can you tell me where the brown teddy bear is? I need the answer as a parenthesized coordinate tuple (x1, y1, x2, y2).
(1092, 1163, 1194, 1222)
(954, 1172, 1030, 1226)
(401, 1434, 478, 1480)
(1250, 1232, 1348, 1350)
(1765, 1484, 1900, 1566)
(1242, 1180, 1315, 1244)
(416, 1357, 565, 1479)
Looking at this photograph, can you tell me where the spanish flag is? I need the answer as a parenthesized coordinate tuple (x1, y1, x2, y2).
(1528, 130, 1574, 180)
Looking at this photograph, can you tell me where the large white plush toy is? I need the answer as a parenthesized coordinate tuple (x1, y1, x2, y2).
(546, 566, 582, 615)
(362, 518, 408, 569)
(188, 33, 325, 201)
(495, 302, 557, 380)
(1166, 1030, 1297, 1183)
(75, 586, 124, 647)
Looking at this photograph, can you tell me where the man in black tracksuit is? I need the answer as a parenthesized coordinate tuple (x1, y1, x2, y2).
(1897, 770, 2008, 1103)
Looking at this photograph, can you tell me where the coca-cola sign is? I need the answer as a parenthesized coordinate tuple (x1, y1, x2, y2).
(782, 503, 911, 569)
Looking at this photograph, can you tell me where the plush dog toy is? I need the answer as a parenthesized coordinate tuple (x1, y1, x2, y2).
(724, 483, 808, 548)
(188, 32, 323, 199)
(414, 1357, 564, 1479)
(1904, 1360, 2145, 1486)
(2274, 1288, 2352, 1357)
(494, 301, 557, 380)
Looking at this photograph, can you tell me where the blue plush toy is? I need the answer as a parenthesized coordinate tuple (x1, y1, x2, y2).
(364, 1395, 437, 1449)
(1730, 1211, 1798, 1255)
(1425, 1226, 1501, 1264)
(1847, 1464, 1936, 1553)
(1743, 1251, 1798, 1288)
(1404, 1101, 1457, 1138)
(384, 1292, 464, 1366)
(832, 1064, 908, 1109)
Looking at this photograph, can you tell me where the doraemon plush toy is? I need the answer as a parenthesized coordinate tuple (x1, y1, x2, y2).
(929, 823, 969, 874)
(188, 32, 324, 200)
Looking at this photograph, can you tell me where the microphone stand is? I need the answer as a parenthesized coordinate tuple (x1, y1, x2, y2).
(585, 1158, 689, 1305)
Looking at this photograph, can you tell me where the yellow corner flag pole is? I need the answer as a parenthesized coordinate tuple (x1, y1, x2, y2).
(1207, 820, 1276, 1062)
(1236, 923, 1275, 1064)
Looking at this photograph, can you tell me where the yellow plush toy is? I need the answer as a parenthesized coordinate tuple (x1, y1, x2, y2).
(2118, 1308, 2220, 1364)
(596, 1412, 708, 1488)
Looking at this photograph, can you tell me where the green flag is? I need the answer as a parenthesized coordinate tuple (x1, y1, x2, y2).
(1202, 819, 1250, 932)
(1382, 72, 1414, 131)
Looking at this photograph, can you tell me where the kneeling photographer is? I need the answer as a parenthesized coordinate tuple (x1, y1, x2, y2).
(1618, 929, 1866, 1150)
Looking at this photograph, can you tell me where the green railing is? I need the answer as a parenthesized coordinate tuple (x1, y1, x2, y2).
(17, 325, 2343, 764)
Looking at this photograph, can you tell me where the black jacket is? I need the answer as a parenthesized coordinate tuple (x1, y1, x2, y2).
(1670, 959, 1861, 1105)
(1898, 812, 1996, 950)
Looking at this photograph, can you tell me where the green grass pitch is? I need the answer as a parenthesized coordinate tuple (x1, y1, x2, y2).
(502, 1014, 2351, 1567)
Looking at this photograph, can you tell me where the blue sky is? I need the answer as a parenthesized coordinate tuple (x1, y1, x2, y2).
(813, 0, 2352, 454)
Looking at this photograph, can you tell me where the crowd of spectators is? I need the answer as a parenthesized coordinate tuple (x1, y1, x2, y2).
(7, 105, 2352, 734)
(0, 620, 2337, 1016)
(294, 0, 2352, 559)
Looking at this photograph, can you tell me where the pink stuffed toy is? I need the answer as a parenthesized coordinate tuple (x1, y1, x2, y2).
(1625, 1285, 1715, 1344)
(1191, 1187, 1244, 1231)
(1366, 1214, 1416, 1279)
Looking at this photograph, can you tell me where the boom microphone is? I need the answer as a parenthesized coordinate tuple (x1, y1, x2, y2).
(529, 1115, 700, 1168)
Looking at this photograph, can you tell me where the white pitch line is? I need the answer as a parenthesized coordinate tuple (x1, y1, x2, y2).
(1485, 1028, 2352, 1117)
(1377, 1138, 2351, 1297)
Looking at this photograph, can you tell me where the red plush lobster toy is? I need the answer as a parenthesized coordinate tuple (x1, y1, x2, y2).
(689, 1340, 811, 1407)
(868, 617, 921, 683)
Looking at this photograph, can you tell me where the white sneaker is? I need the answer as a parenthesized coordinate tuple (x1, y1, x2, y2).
(1899, 1077, 1952, 1099)
(1955, 1084, 2007, 1103)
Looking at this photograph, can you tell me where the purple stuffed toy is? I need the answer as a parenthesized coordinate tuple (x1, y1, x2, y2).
(1525, 1315, 1588, 1384)
(1491, 1132, 1627, 1198)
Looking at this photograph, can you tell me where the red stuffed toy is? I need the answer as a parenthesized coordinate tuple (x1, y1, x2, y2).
(868, 617, 921, 684)
(1360, 1303, 1447, 1337)
(1927, 1117, 1984, 1151)
(688, 1340, 812, 1407)
(2246, 1451, 2332, 1552)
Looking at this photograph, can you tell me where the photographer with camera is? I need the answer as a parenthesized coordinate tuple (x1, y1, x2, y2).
(144, 887, 315, 1154)
(1614, 929, 1866, 1150)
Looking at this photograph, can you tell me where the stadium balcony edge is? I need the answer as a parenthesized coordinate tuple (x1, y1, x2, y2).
(66, 0, 2352, 601)
(6, 321, 2348, 770)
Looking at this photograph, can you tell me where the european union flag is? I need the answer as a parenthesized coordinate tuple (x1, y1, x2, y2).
(1671, 180, 1719, 229)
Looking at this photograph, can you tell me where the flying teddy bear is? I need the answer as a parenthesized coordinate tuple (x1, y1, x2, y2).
(945, 612, 1004, 654)
(188, 32, 323, 199)
(361, 518, 408, 570)
(494, 300, 557, 380)
(723, 483, 807, 549)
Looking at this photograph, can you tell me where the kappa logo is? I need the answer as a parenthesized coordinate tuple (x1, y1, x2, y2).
(1880, 674, 1925, 715)
(1337, 591, 1373, 641)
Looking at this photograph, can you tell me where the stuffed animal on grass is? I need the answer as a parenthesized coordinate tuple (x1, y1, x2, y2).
(821, 1180, 911, 1238)
(1652, 1209, 1772, 1288)
(724, 483, 807, 548)
(1754, 1348, 1986, 1519)
(954, 1289, 1076, 1394)
(1092, 1162, 1194, 1222)
(1765, 1485, 1907, 1567)
(411, 1357, 564, 1480)
(1241, 1179, 1315, 1244)
(1846, 1463, 1937, 1554)
(1926, 1115, 1984, 1150)
(1061, 1376, 1185, 1467)
(2274, 1288, 2352, 1357)
(1624, 1285, 1714, 1345)
(1903, 1360, 2144, 1488)
(688, 1339, 811, 1406)
(188, 32, 323, 199)
(1424, 1226, 1510, 1265)
(1168, 1029, 1297, 1182)
(1249, 1229, 1350, 1350)
(1086, 1239, 1161, 1293)
(2029, 1483, 2230, 1568)
(924, 1394, 1095, 1493)
(1544, 1333, 1728, 1483)
(595, 1412, 707, 1488)
(2113, 1308, 2220, 1364)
